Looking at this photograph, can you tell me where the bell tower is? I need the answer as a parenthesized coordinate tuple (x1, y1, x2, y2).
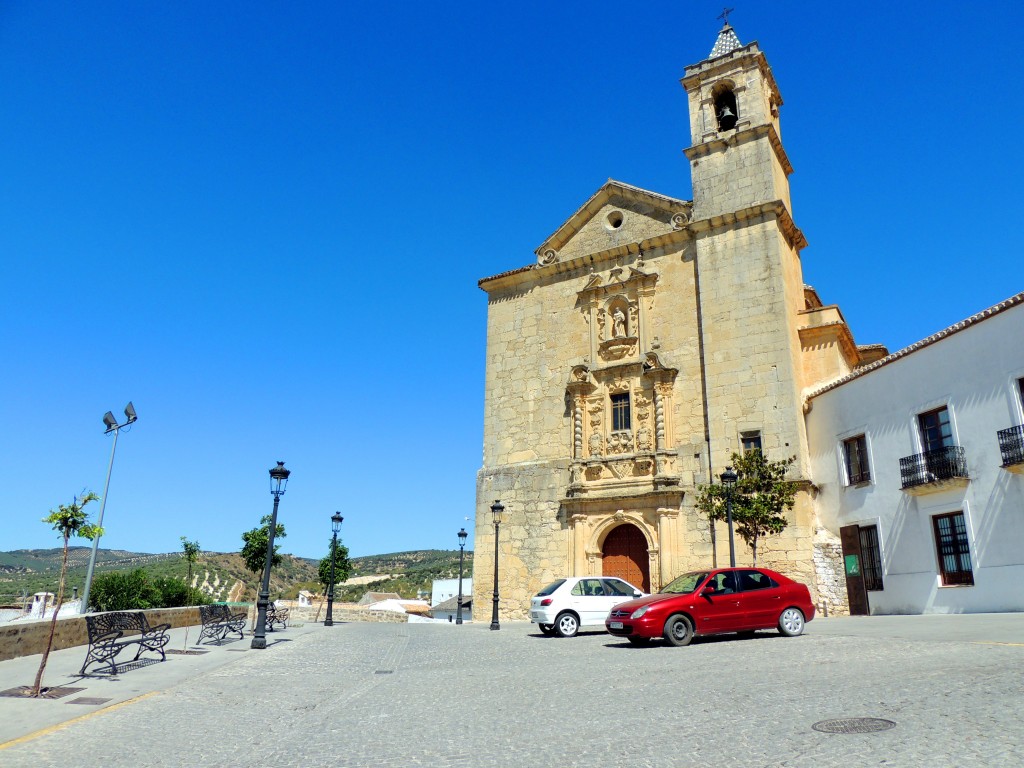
(682, 19, 793, 220)
(680, 17, 813, 485)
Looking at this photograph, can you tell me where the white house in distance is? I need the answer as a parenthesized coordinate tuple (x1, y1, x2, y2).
(806, 292, 1024, 614)
(431, 578, 473, 608)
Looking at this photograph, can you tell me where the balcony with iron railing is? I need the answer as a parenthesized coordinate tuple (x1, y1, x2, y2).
(899, 445, 970, 495)
(998, 425, 1024, 474)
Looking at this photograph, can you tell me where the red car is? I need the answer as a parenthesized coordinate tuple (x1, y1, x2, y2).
(605, 567, 815, 646)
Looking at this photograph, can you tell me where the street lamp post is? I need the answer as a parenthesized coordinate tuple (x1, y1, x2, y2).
(80, 402, 138, 614)
(325, 512, 343, 627)
(489, 500, 504, 631)
(721, 466, 738, 568)
(251, 462, 290, 649)
(456, 527, 468, 625)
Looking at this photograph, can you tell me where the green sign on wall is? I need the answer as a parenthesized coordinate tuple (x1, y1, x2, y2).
(844, 554, 861, 577)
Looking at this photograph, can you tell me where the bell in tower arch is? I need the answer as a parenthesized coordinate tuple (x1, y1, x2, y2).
(717, 105, 737, 130)
(712, 85, 739, 131)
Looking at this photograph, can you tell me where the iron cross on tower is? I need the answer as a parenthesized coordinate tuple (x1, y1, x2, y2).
(718, 7, 735, 26)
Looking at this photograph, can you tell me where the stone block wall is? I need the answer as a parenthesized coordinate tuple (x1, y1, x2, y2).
(0, 606, 204, 662)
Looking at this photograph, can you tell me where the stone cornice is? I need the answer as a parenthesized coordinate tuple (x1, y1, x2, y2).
(684, 122, 793, 177)
(687, 199, 807, 252)
(479, 198, 807, 294)
(798, 321, 859, 366)
(681, 43, 783, 107)
(560, 489, 685, 515)
(479, 230, 691, 293)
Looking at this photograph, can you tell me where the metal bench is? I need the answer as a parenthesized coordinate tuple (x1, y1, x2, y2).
(197, 604, 247, 644)
(266, 603, 289, 631)
(80, 611, 171, 675)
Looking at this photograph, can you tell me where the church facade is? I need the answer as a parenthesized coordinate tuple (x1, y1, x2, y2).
(472, 24, 883, 620)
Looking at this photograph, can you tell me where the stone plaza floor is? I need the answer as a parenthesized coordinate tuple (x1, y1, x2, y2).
(1, 613, 1022, 767)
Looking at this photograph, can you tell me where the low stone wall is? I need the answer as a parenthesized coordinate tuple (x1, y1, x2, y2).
(0, 602, 407, 662)
(0, 606, 206, 663)
(267, 602, 407, 625)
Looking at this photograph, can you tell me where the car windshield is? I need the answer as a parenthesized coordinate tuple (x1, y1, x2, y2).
(660, 572, 709, 595)
(536, 580, 566, 597)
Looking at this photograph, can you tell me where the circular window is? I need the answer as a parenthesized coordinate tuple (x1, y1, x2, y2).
(606, 211, 624, 230)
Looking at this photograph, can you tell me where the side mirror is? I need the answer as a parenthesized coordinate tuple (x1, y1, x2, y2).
(633, 591, 642, 598)
(702, 587, 716, 597)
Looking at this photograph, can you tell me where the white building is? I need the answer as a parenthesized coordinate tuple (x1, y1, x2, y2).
(806, 292, 1024, 614)
(431, 578, 472, 608)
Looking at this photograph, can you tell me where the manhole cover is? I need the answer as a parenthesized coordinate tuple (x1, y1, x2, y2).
(812, 718, 896, 734)
(166, 649, 209, 655)
(67, 697, 112, 706)
(374, 670, 393, 675)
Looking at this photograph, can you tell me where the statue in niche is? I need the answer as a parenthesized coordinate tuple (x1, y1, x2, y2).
(612, 307, 627, 338)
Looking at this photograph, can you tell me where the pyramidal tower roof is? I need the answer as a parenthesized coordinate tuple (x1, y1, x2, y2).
(709, 21, 743, 59)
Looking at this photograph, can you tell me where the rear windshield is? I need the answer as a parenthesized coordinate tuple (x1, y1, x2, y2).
(660, 572, 709, 595)
(536, 580, 566, 597)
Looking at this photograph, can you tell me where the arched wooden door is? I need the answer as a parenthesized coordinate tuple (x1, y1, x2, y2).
(602, 524, 650, 592)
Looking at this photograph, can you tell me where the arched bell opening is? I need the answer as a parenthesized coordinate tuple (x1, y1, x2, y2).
(712, 83, 738, 131)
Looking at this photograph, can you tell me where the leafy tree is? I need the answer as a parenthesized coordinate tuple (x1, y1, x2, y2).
(152, 576, 213, 608)
(240, 515, 286, 575)
(33, 493, 102, 696)
(88, 568, 159, 611)
(180, 536, 202, 604)
(695, 451, 797, 565)
(318, 537, 352, 592)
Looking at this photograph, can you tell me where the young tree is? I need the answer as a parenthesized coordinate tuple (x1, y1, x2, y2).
(695, 451, 797, 565)
(240, 515, 286, 575)
(180, 536, 202, 603)
(33, 492, 102, 696)
(314, 537, 352, 621)
(318, 537, 352, 592)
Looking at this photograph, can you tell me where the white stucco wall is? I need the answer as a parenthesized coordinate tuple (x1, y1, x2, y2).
(806, 300, 1024, 614)
(431, 578, 472, 607)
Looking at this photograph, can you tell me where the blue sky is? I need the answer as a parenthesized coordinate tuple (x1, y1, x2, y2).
(2, 2, 1022, 560)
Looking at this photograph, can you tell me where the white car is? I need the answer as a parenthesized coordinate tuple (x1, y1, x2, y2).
(530, 577, 646, 637)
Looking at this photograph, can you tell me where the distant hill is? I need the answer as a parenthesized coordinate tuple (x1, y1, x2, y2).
(340, 549, 475, 603)
(0, 547, 473, 605)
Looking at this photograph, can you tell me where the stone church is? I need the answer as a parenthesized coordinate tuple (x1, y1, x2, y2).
(473, 22, 882, 620)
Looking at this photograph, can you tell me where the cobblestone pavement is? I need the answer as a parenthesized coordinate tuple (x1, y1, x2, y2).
(2, 615, 1022, 767)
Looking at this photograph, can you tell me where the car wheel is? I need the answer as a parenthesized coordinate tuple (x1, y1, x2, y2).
(627, 636, 650, 646)
(554, 612, 579, 638)
(662, 614, 693, 647)
(538, 623, 555, 636)
(778, 607, 805, 637)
